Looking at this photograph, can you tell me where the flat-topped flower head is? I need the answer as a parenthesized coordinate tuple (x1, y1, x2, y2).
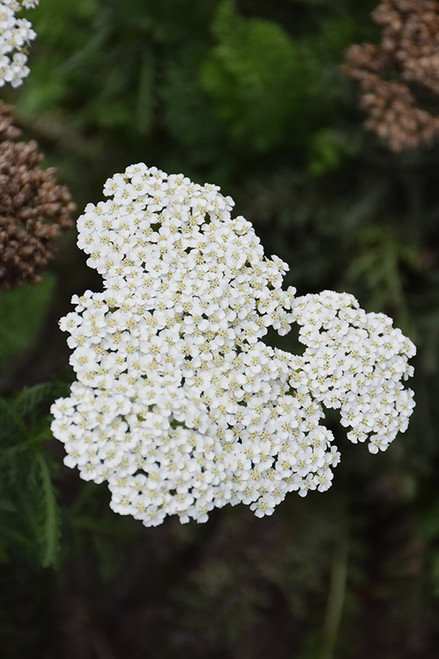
(51, 164, 416, 527)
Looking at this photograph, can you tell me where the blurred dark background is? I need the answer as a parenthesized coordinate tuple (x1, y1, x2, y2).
(1, 1, 438, 657)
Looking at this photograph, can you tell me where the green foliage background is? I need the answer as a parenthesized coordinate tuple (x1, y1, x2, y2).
(1, 1, 439, 657)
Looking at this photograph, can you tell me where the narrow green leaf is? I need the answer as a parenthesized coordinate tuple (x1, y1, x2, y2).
(35, 452, 61, 568)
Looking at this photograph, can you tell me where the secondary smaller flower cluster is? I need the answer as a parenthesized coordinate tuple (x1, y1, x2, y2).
(293, 291, 416, 454)
(0, 0, 39, 88)
(0, 101, 74, 289)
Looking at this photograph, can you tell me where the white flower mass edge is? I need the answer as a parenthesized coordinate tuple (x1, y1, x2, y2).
(51, 163, 416, 527)
(0, 0, 39, 88)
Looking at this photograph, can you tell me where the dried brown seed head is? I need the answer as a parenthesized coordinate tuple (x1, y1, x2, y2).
(344, 0, 439, 151)
(0, 102, 75, 289)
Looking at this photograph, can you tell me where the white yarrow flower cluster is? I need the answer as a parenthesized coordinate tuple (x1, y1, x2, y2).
(51, 163, 416, 527)
(0, 0, 39, 88)
(293, 291, 415, 454)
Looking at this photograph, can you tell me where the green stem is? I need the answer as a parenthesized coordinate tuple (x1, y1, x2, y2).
(319, 512, 349, 659)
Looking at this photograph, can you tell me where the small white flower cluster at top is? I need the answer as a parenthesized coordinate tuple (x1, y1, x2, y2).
(0, 0, 39, 88)
(51, 163, 416, 527)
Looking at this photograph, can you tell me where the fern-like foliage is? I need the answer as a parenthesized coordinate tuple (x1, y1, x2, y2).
(0, 382, 69, 567)
(201, 0, 356, 153)
(202, 0, 301, 151)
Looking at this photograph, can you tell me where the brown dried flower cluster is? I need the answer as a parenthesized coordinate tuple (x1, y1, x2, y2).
(0, 102, 74, 290)
(344, 0, 439, 151)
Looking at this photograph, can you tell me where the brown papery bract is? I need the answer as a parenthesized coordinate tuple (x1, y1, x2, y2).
(0, 102, 75, 290)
